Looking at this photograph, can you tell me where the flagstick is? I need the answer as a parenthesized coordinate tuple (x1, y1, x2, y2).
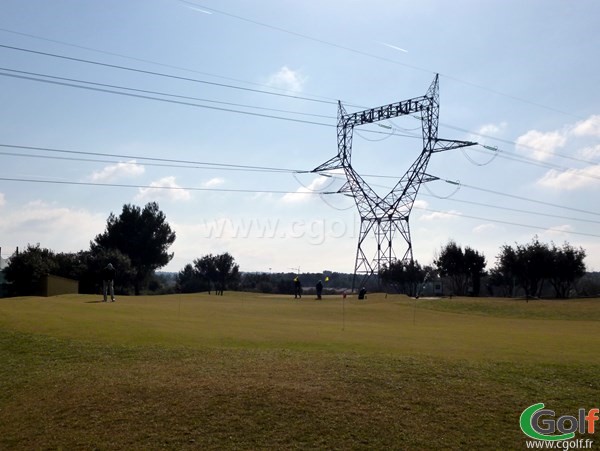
(342, 293, 346, 331)
(413, 297, 417, 326)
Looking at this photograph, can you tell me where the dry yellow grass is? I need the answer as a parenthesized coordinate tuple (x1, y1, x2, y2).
(0, 293, 598, 449)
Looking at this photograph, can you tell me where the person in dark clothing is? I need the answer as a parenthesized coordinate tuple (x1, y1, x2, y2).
(294, 277, 302, 299)
(315, 280, 323, 300)
(358, 287, 367, 300)
(102, 263, 116, 302)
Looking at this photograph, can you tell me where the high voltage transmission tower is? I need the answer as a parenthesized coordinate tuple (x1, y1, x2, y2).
(312, 74, 476, 291)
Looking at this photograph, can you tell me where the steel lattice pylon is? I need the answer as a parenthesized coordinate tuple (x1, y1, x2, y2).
(312, 75, 476, 291)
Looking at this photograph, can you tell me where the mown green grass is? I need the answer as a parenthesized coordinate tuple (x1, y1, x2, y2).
(0, 293, 598, 449)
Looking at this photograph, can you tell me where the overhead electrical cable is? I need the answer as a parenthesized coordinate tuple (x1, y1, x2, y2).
(412, 206, 600, 239)
(0, 70, 335, 128)
(0, 27, 344, 104)
(0, 67, 335, 120)
(419, 193, 600, 225)
(443, 124, 599, 166)
(0, 43, 336, 105)
(0, 174, 596, 239)
(0, 143, 302, 173)
(0, 176, 333, 195)
(3, 142, 596, 219)
(321, 172, 600, 217)
(1, 44, 591, 155)
(176, 0, 585, 119)
(2, 143, 599, 230)
(0, 151, 300, 173)
(0, 68, 420, 139)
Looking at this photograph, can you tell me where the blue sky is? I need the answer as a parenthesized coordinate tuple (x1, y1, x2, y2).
(1, 0, 599, 274)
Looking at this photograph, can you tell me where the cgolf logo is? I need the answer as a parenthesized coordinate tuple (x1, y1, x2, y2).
(520, 403, 598, 444)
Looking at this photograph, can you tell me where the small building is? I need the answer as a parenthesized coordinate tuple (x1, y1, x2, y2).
(0, 256, 8, 297)
(40, 274, 79, 297)
(419, 277, 444, 297)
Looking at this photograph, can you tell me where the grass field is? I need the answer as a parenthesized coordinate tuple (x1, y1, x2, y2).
(1, 292, 598, 450)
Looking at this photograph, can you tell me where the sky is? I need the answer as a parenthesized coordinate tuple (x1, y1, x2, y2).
(0, 0, 599, 275)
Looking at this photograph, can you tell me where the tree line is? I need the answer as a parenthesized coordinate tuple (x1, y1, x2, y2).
(380, 237, 587, 299)
(1, 202, 260, 297)
(0, 201, 593, 299)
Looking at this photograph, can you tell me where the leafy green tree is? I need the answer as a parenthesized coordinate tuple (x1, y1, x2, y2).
(488, 266, 513, 297)
(517, 237, 552, 298)
(194, 254, 218, 294)
(547, 242, 586, 298)
(93, 202, 176, 295)
(435, 241, 466, 295)
(213, 253, 240, 295)
(493, 237, 584, 299)
(176, 263, 208, 293)
(464, 246, 487, 296)
(77, 248, 135, 295)
(240, 272, 273, 293)
(3, 244, 58, 296)
(434, 241, 486, 296)
(379, 260, 427, 297)
(189, 253, 239, 295)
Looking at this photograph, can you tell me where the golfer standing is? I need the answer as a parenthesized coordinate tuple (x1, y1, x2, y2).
(294, 277, 302, 299)
(102, 263, 116, 302)
(315, 280, 323, 300)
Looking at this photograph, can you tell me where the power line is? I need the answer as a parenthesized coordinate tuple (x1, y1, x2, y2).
(178, 0, 585, 120)
(4, 142, 589, 219)
(6, 65, 587, 170)
(443, 123, 599, 166)
(0, 43, 336, 105)
(413, 206, 600, 239)
(1, 152, 598, 242)
(0, 66, 335, 120)
(419, 192, 600, 226)
(1, 174, 596, 240)
(3, 143, 599, 226)
(0, 70, 336, 128)
(0, 176, 329, 195)
(321, 171, 600, 217)
(455, 180, 600, 217)
(2, 43, 592, 162)
(0, 143, 302, 173)
(0, 67, 421, 139)
(0, 27, 344, 104)
(0, 150, 298, 174)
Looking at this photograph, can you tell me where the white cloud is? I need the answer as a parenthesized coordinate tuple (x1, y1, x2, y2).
(0, 201, 105, 252)
(418, 209, 461, 221)
(579, 144, 600, 159)
(281, 176, 331, 203)
(541, 224, 573, 238)
(536, 165, 600, 190)
(515, 130, 567, 161)
(413, 199, 429, 209)
(571, 115, 600, 138)
(466, 122, 507, 146)
(135, 176, 192, 202)
(473, 223, 497, 234)
(478, 122, 508, 138)
(203, 177, 225, 188)
(89, 160, 145, 182)
(266, 66, 307, 92)
(0, 193, 5, 208)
